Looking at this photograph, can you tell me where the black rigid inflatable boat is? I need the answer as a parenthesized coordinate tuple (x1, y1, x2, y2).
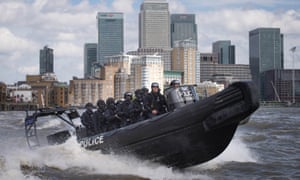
(25, 81, 259, 168)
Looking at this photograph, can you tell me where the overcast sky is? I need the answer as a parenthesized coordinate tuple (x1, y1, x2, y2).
(1, 0, 300, 84)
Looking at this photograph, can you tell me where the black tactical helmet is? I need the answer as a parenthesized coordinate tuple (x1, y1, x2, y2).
(141, 87, 149, 93)
(151, 82, 159, 88)
(96, 99, 106, 108)
(170, 79, 180, 86)
(124, 91, 133, 99)
(142, 87, 149, 92)
(135, 89, 143, 99)
(85, 102, 93, 109)
(106, 97, 115, 106)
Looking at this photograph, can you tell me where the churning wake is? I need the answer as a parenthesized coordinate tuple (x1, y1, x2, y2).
(0, 128, 257, 180)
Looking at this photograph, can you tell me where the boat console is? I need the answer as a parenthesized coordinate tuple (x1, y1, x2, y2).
(164, 85, 199, 111)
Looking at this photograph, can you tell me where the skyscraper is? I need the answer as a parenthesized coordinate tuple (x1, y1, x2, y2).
(172, 39, 197, 84)
(39, 46, 54, 75)
(249, 27, 284, 99)
(97, 12, 124, 64)
(137, 0, 172, 70)
(84, 43, 97, 78)
(171, 14, 198, 49)
(131, 55, 164, 91)
(212, 40, 235, 64)
(139, 0, 170, 49)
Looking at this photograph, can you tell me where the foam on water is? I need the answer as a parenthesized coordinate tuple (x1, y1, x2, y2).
(192, 130, 258, 170)
(0, 129, 257, 180)
(0, 111, 259, 179)
(0, 136, 213, 180)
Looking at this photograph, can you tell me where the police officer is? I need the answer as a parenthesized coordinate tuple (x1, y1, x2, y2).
(165, 79, 181, 98)
(129, 89, 147, 122)
(117, 92, 133, 126)
(141, 87, 149, 98)
(93, 99, 107, 133)
(144, 82, 168, 118)
(165, 80, 181, 111)
(104, 97, 120, 130)
(80, 102, 95, 135)
(170, 79, 180, 88)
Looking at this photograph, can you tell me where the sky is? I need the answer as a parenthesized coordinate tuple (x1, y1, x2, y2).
(1, 0, 300, 84)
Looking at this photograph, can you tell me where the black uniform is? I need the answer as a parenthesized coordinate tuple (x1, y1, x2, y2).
(117, 92, 134, 126)
(104, 98, 121, 130)
(93, 99, 107, 133)
(81, 103, 95, 135)
(128, 89, 147, 122)
(144, 83, 168, 118)
(117, 99, 132, 126)
(141, 87, 149, 98)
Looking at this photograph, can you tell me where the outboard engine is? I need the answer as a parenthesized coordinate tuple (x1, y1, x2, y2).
(165, 85, 199, 111)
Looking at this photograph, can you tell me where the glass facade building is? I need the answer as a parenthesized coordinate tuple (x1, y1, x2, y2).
(171, 14, 198, 49)
(84, 43, 97, 78)
(138, 0, 172, 70)
(139, 0, 170, 49)
(212, 40, 235, 64)
(249, 28, 284, 100)
(97, 12, 124, 64)
(39, 46, 54, 75)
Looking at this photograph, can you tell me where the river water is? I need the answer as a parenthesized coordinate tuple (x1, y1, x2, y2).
(0, 107, 299, 180)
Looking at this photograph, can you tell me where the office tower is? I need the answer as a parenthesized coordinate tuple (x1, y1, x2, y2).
(249, 28, 284, 99)
(104, 54, 133, 77)
(84, 43, 97, 78)
(212, 40, 235, 64)
(139, 0, 170, 49)
(97, 12, 124, 64)
(171, 14, 198, 49)
(172, 39, 197, 84)
(137, 0, 172, 70)
(131, 55, 164, 91)
(170, 13, 199, 80)
(40, 46, 54, 74)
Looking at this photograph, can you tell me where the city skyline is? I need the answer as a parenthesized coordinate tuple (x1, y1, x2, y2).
(1, 0, 300, 84)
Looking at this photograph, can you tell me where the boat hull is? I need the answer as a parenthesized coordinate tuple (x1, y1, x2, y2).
(77, 81, 259, 168)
